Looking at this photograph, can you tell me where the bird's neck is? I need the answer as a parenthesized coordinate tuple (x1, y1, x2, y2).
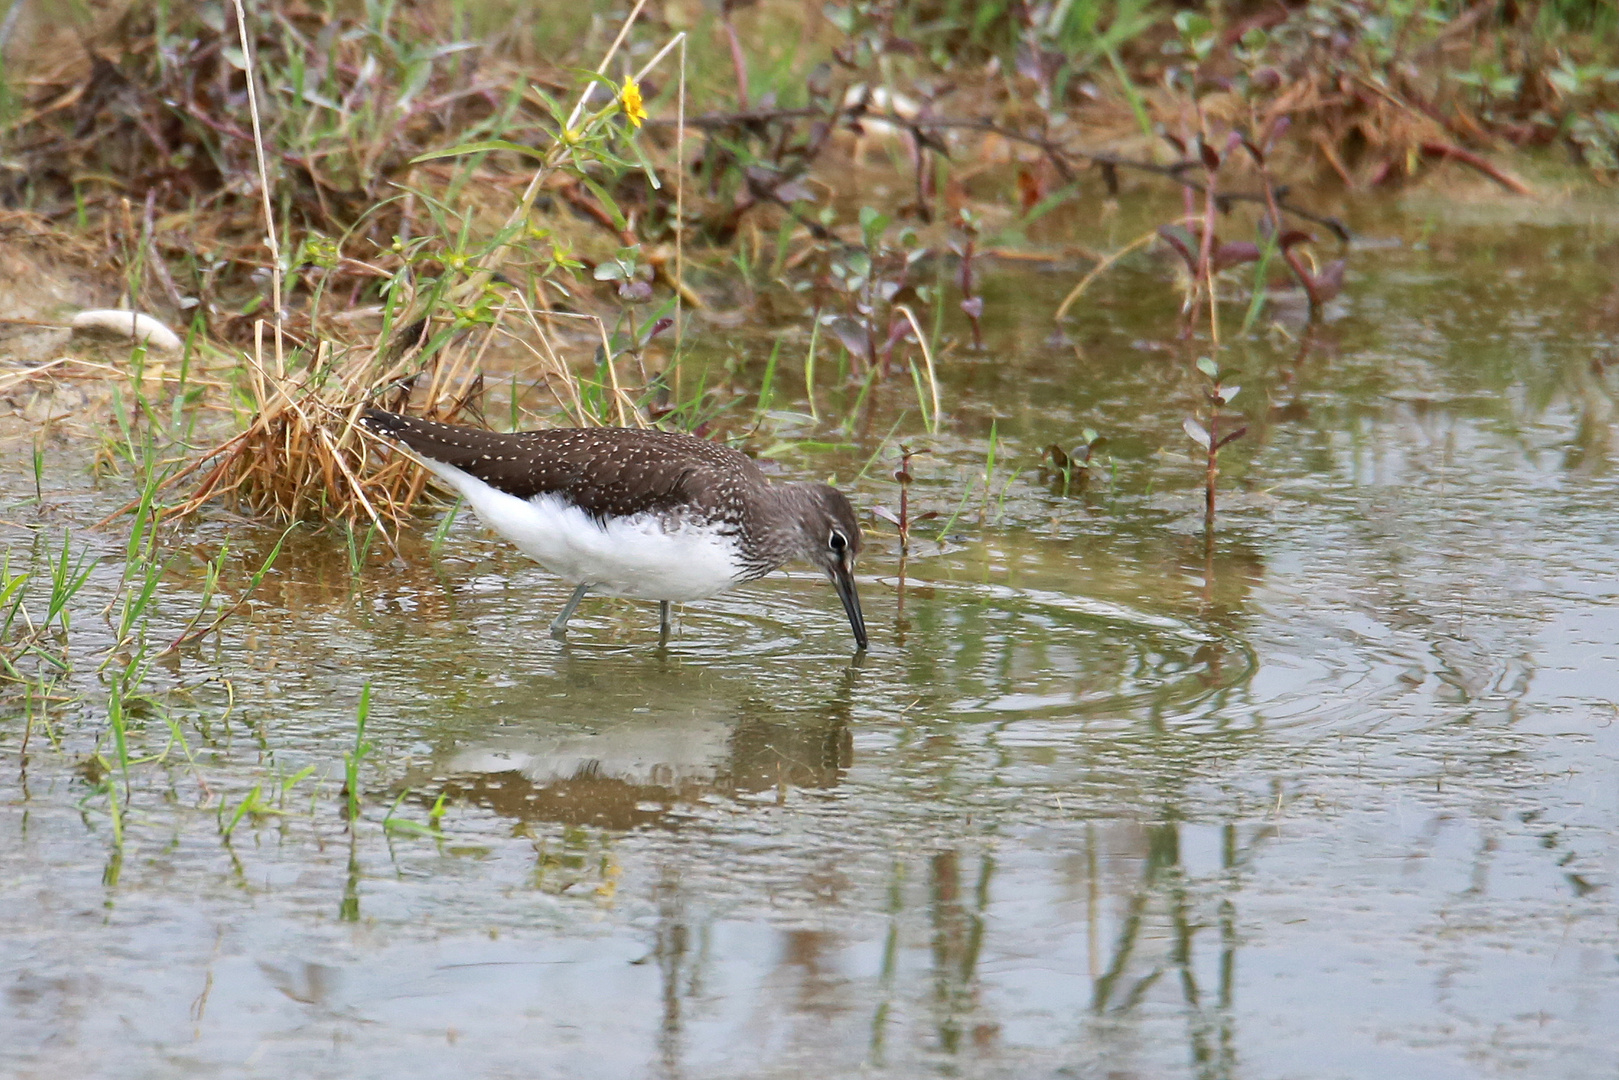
(740, 482, 816, 566)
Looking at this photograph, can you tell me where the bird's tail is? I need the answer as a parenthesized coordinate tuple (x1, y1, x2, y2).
(358, 406, 508, 470)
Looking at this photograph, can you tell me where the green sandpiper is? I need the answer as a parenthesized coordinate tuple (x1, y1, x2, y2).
(360, 407, 867, 649)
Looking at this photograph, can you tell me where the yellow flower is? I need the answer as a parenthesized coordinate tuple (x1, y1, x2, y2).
(619, 75, 647, 129)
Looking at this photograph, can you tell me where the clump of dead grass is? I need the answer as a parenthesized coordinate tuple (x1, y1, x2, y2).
(170, 338, 465, 532)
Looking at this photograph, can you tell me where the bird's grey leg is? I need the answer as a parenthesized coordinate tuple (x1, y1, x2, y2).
(550, 583, 590, 638)
(658, 601, 672, 641)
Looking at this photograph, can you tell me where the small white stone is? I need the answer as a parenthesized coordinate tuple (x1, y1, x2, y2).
(71, 309, 184, 353)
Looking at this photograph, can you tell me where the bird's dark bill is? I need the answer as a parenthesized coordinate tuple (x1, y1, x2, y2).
(831, 565, 867, 650)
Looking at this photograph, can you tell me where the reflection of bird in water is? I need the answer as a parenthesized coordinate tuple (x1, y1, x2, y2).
(359, 408, 867, 648)
(410, 710, 852, 831)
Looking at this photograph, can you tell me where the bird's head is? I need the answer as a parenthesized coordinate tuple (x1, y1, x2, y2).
(787, 483, 866, 650)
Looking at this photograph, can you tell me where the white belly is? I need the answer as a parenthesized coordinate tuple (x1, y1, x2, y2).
(421, 460, 748, 602)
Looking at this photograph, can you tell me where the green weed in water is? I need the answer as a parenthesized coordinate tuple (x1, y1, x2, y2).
(30, 439, 43, 505)
(756, 338, 782, 417)
(344, 682, 374, 824)
(1240, 232, 1281, 334)
(42, 533, 96, 641)
(343, 518, 381, 578)
(382, 788, 446, 839)
(220, 783, 273, 840)
(0, 552, 29, 650)
(430, 498, 464, 555)
(278, 766, 317, 810)
(980, 419, 999, 522)
(106, 681, 131, 808)
(934, 475, 978, 545)
(803, 316, 822, 422)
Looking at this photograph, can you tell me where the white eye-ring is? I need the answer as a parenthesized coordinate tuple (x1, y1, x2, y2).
(829, 529, 849, 552)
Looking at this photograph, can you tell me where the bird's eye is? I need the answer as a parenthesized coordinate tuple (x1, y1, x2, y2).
(829, 529, 848, 552)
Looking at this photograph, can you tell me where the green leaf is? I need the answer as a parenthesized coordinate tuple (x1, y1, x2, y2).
(411, 139, 547, 165)
(858, 206, 891, 241)
(0, 572, 26, 608)
(383, 818, 439, 837)
(1196, 356, 1219, 379)
(222, 784, 262, 838)
(578, 174, 628, 231)
(567, 67, 626, 94)
(1173, 11, 1215, 57)
(1548, 68, 1580, 95)
(627, 134, 662, 191)
(530, 83, 570, 127)
(578, 142, 639, 170)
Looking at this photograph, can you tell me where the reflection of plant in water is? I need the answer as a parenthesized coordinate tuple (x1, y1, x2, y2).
(952, 210, 985, 350)
(531, 827, 622, 900)
(1089, 819, 1248, 1079)
(925, 848, 995, 1056)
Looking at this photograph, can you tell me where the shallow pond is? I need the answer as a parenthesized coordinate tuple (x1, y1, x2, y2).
(3, 189, 1619, 1079)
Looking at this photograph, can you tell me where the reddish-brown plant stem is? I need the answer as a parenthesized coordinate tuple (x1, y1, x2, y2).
(1256, 158, 1327, 320)
(1204, 400, 1219, 532)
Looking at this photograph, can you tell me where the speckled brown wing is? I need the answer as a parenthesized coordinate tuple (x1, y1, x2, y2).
(359, 407, 765, 523)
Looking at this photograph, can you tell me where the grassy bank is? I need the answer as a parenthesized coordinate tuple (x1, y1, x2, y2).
(5, 1, 1614, 355)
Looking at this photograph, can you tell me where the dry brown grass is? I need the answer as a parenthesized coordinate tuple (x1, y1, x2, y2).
(170, 339, 465, 534)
